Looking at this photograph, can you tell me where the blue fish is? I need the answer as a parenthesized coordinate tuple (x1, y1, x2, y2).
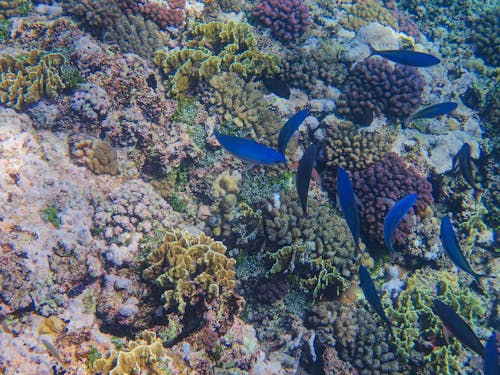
(337, 168, 361, 254)
(262, 76, 291, 99)
(370, 49, 440, 67)
(214, 130, 286, 166)
(383, 193, 418, 252)
(484, 332, 499, 374)
(359, 265, 394, 337)
(277, 109, 309, 155)
(452, 143, 481, 191)
(410, 102, 458, 120)
(433, 299, 485, 357)
(440, 216, 490, 281)
(296, 143, 317, 216)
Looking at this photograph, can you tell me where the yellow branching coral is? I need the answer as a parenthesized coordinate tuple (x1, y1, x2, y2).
(208, 72, 282, 141)
(154, 21, 280, 95)
(143, 229, 237, 314)
(0, 49, 66, 109)
(93, 331, 168, 375)
(341, 0, 397, 31)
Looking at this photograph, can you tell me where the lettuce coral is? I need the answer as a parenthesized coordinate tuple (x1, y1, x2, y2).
(0, 49, 66, 109)
(154, 21, 280, 96)
(142, 229, 237, 315)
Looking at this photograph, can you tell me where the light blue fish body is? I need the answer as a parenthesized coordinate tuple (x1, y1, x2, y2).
(337, 168, 360, 254)
(277, 109, 309, 155)
(484, 333, 499, 374)
(371, 49, 440, 67)
(410, 102, 458, 120)
(440, 216, 489, 281)
(359, 265, 394, 338)
(383, 193, 418, 252)
(214, 130, 286, 166)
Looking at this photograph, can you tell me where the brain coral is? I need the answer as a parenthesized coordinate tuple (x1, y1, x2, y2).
(253, 0, 311, 42)
(154, 21, 280, 95)
(0, 50, 66, 110)
(336, 58, 425, 125)
(142, 229, 237, 315)
(350, 153, 433, 248)
(263, 191, 358, 280)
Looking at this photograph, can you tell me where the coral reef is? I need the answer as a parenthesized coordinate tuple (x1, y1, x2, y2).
(69, 137, 119, 176)
(142, 229, 239, 315)
(154, 21, 280, 95)
(103, 14, 170, 59)
(341, 0, 397, 31)
(92, 179, 176, 251)
(307, 300, 401, 374)
(116, 0, 186, 29)
(263, 191, 359, 282)
(384, 268, 487, 373)
(323, 115, 393, 172)
(350, 153, 434, 248)
(279, 39, 348, 93)
(470, 7, 500, 67)
(0, 0, 31, 20)
(253, 0, 310, 42)
(207, 72, 282, 141)
(0, 49, 67, 109)
(336, 58, 425, 125)
(63, 0, 122, 34)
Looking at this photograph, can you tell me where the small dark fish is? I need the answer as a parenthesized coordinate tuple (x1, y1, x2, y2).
(370, 49, 440, 67)
(383, 193, 418, 252)
(277, 109, 309, 155)
(337, 168, 361, 254)
(214, 130, 286, 166)
(452, 143, 481, 191)
(432, 299, 485, 357)
(262, 76, 291, 99)
(410, 102, 458, 120)
(359, 265, 394, 337)
(440, 216, 490, 281)
(484, 332, 499, 375)
(296, 144, 317, 215)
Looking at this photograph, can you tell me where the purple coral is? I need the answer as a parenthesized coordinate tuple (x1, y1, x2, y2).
(350, 153, 433, 248)
(336, 58, 425, 125)
(253, 0, 310, 42)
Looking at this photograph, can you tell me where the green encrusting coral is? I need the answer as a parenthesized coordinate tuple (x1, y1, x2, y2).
(383, 269, 487, 374)
(154, 21, 280, 96)
(0, 49, 67, 109)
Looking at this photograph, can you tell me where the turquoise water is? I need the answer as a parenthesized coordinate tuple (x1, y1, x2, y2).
(0, 1, 498, 374)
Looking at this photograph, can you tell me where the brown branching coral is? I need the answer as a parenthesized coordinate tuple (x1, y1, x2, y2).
(69, 137, 119, 176)
(323, 115, 393, 171)
(142, 229, 238, 315)
(207, 72, 281, 141)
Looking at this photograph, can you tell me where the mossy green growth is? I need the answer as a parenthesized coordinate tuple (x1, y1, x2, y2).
(0, 19, 11, 40)
(239, 169, 294, 206)
(85, 346, 102, 369)
(173, 96, 198, 124)
(383, 269, 487, 373)
(40, 202, 62, 228)
(0, 49, 67, 109)
(154, 21, 280, 96)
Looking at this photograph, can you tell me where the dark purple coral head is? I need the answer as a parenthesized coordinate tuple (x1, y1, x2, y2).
(253, 0, 310, 42)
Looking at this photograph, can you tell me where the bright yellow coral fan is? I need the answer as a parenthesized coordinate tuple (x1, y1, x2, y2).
(0, 49, 66, 109)
(154, 21, 280, 96)
(143, 229, 237, 315)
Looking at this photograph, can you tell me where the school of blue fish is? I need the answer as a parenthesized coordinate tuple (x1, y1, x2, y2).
(214, 49, 497, 370)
